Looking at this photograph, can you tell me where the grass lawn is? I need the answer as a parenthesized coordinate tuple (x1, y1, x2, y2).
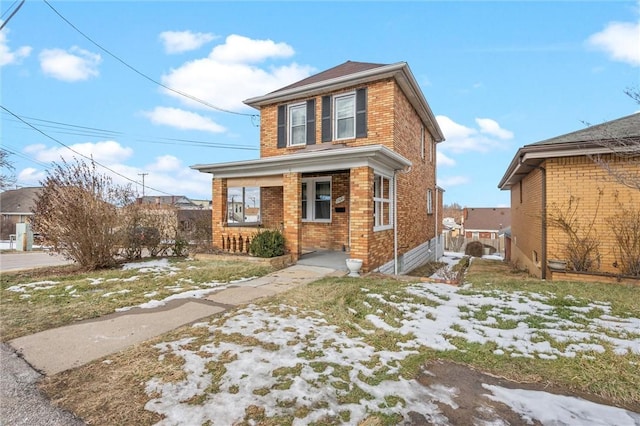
(30, 258, 640, 425)
(0, 257, 274, 341)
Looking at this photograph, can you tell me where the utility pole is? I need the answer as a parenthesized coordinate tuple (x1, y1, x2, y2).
(138, 173, 148, 197)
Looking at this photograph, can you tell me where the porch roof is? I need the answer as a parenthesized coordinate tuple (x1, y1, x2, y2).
(191, 144, 411, 178)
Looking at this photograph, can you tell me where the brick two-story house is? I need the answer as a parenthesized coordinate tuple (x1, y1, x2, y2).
(498, 113, 640, 280)
(193, 61, 445, 273)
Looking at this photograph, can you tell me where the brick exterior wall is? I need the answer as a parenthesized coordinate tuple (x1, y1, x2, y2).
(349, 166, 374, 271)
(511, 154, 640, 278)
(259, 79, 396, 158)
(393, 84, 438, 258)
(261, 186, 283, 228)
(545, 154, 639, 276)
(510, 167, 544, 276)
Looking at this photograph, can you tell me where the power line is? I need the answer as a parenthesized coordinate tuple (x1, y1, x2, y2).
(42, 0, 258, 121)
(0, 0, 25, 30)
(2, 112, 259, 151)
(1, 104, 175, 197)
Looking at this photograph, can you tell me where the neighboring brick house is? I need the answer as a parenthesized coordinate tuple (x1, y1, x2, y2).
(0, 187, 40, 240)
(461, 207, 511, 255)
(193, 61, 445, 273)
(498, 113, 640, 279)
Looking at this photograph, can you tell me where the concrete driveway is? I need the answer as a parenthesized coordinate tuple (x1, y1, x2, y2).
(0, 251, 74, 272)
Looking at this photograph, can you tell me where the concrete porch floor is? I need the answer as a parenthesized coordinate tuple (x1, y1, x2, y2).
(297, 250, 349, 271)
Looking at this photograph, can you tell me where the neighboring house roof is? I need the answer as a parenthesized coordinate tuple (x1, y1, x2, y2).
(192, 144, 412, 178)
(244, 60, 445, 143)
(498, 113, 640, 189)
(138, 195, 200, 209)
(0, 187, 41, 214)
(463, 207, 511, 232)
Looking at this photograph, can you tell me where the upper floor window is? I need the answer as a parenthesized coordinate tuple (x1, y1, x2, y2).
(427, 188, 433, 215)
(288, 103, 306, 146)
(334, 93, 355, 140)
(374, 173, 393, 231)
(302, 177, 331, 222)
(277, 100, 315, 148)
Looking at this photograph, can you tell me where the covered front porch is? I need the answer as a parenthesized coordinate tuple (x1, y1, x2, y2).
(191, 145, 411, 273)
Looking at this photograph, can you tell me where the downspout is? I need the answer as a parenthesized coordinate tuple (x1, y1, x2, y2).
(393, 169, 399, 275)
(434, 184, 439, 261)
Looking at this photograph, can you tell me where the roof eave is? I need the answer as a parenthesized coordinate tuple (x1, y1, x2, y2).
(244, 62, 445, 143)
(497, 143, 617, 189)
(191, 145, 411, 178)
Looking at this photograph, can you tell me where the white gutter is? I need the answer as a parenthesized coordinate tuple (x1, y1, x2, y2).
(393, 170, 398, 275)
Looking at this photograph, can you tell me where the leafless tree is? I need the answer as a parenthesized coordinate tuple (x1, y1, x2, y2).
(31, 158, 136, 270)
(0, 148, 16, 190)
(443, 202, 463, 222)
(586, 87, 640, 191)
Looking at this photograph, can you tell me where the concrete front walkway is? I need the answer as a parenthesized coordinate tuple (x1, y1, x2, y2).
(8, 264, 340, 376)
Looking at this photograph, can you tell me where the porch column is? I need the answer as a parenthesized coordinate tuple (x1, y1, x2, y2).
(211, 177, 227, 250)
(282, 172, 301, 260)
(350, 166, 373, 272)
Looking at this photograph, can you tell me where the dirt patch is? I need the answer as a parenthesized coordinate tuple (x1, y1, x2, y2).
(410, 360, 634, 425)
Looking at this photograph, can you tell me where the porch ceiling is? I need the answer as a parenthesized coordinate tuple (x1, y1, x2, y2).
(191, 145, 412, 179)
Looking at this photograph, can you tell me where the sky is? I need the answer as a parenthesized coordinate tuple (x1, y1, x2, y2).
(1, 1, 639, 208)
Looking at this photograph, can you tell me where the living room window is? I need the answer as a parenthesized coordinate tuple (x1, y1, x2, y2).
(334, 93, 355, 140)
(227, 187, 260, 225)
(302, 177, 331, 222)
(288, 103, 306, 146)
(374, 174, 392, 230)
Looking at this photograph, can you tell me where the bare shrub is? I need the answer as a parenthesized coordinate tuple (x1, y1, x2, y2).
(548, 195, 601, 272)
(449, 235, 465, 252)
(32, 158, 135, 270)
(610, 207, 640, 277)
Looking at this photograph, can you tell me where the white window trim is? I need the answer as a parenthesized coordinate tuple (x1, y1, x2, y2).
(333, 92, 356, 141)
(427, 188, 433, 215)
(302, 177, 332, 223)
(288, 102, 306, 147)
(227, 187, 261, 226)
(373, 173, 393, 232)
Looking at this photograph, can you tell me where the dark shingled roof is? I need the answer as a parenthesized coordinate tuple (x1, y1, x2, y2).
(269, 61, 388, 94)
(0, 187, 41, 213)
(529, 113, 640, 147)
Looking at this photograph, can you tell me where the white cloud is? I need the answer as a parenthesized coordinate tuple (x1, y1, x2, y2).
(135, 160, 212, 198)
(209, 34, 294, 64)
(17, 167, 46, 185)
(476, 118, 514, 140)
(437, 175, 470, 187)
(436, 115, 514, 153)
(148, 155, 182, 172)
(161, 35, 314, 111)
(0, 27, 32, 67)
(159, 30, 216, 54)
(436, 151, 456, 167)
(142, 107, 226, 133)
(24, 141, 133, 164)
(39, 46, 101, 82)
(587, 21, 640, 67)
